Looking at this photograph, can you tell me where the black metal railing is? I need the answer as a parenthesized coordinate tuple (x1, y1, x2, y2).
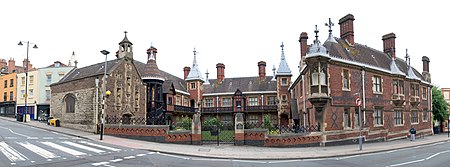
(174, 105, 196, 113)
(244, 122, 320, 134)
(245, 105, 277, 111)
(105, 115, 146, 125)
(202, 107, 233, 113)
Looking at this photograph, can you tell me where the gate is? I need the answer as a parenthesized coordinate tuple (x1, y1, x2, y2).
(202, 119, 235, 145)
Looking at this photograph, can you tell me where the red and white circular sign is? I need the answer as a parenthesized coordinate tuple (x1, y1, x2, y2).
(355, 97, 362, 106)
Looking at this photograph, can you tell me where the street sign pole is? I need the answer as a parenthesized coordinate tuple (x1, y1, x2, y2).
(356, 97, 362, 151)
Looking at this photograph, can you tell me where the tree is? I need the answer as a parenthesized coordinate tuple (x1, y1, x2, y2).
(432, 86, 448, 123)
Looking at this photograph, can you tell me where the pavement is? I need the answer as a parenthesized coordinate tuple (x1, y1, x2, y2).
(2, 116, 450, 160)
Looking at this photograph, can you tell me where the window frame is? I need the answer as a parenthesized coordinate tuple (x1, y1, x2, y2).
(344, 108, 351, 128)
(374, 107, 383, 126)
(394, 110, 403, 126)
(64, 94, 76, 113)
(205, 98, 213, 107)
(342, 69, 350, 91)
(9, 79, 13, 87)
(281, 78, 288, 86)
(190, 82, 196, 89)
(3, 80, 7, 88)
(222, 98, 231, 107)
(422, 110, 429, 122)
(372, 76, 382, 93)
(9, 91, 13, 101)
(248, 97, 258, 106)
(411, 110, 419, 124)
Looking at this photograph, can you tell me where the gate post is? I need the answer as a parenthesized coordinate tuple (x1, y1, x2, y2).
(191, 113, 202, 145)
(235, 113, 245, 145)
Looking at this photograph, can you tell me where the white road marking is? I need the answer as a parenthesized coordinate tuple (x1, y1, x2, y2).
(58, 137, 69, 140)
(17, 142, 59, 159)
(0, 127, 31, 138)
(0, 141, 28, 162)
(78, 141, 121, 151)
(43, 137, 54, 140)
(231, 159, 266, 163)
(191, 158, 230, 162)
(388, 150, 450, 167)
(136, 153, 146, 157)
(147, 152, 156, 155)
(4, 137, 17, 140)
(123, 156, 135, 159)
(62, 141, 105, 154)
(110, 158, 123, 162)
(41, 141, 86, 156)
(156, 152, 189, 160)
(27, 137, 38, 140)
(388, 159, 425, 167)
(92, 162, 110, 166)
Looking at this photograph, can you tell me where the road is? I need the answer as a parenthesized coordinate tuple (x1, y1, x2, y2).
(1, 118, 450, 167)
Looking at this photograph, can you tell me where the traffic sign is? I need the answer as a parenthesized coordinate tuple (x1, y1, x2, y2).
(355, 97, 362, 106)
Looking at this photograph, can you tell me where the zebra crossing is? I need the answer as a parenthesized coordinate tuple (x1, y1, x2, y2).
(0, 140, 122, 165)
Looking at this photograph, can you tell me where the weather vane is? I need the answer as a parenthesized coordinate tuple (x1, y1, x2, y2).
(405, 48, 410, 66)
(280, 42, 284, 51)
(325, 18, 334, 34)
(193, 47, 197, 56)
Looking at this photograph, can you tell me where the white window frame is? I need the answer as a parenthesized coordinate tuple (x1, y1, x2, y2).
(248, 97, 258, 106)
(372, 76, 382, 93)
(222, 98, 231, 107)
(374, 107, 383, 126)
(394, 110, 403, 126)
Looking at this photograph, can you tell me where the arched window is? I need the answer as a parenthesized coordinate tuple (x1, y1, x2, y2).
(64, 94, 76, 113)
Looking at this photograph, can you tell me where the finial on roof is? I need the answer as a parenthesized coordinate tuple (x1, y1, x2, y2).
(325, 18, 334, 33)
(149, 42, 155, 61)
(405, 48, 410, 66)
(192, 47, 198, 66)
(204, 69, 210, 85)
(325, 18, 337, 43)
(271, 65, 276, 81)
(314, 25, 319, 43)
(280, 42, 284, 51)
(124, 31, 128, 36)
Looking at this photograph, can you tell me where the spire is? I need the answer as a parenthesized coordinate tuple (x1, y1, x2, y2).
(276, 42, 292, 76)
(186, 47, 204, 81)
(204, 69, 210, 85)
(69, 51, 77, 67)
(271, 65, 276, 81)
(142, 44, 163, 81)
(325, 18, 337, 43)
(405, 49, 420, 80)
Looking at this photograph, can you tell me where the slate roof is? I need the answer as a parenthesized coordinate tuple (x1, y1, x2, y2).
(323, 38, 425, 81)
(57, 59, 122, 84)
(204, 76, 277, 94)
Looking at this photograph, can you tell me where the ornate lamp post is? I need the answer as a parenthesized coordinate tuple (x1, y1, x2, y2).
(18, 41, 38, 122)
(100, 50, 110, 140)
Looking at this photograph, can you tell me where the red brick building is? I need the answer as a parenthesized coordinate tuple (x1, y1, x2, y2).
(290, 14, 433, 145)
(51, 32, 292, 132)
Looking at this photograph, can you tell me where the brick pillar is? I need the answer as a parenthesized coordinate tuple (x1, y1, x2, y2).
(191, 113, 202, 145)
(234, 113, 245, 145)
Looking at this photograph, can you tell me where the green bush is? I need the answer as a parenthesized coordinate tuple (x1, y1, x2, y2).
(263, 114, 272, 130)
(204, 117, 223, 129)
(175, 116, 192, 130)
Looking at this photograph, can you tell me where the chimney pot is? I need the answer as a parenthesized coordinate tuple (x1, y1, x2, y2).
(183, 66, 191, 80)
(216, 63, 225, 84)
(258, 61, 266, 80)
(338, 14, 355, 45)
(382, 33, 396, 59)
(299, 32, 308, 67)
(422, 56, 430, 72)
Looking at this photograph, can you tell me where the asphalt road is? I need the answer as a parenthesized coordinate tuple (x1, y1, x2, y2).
(2, 118, 450, 167)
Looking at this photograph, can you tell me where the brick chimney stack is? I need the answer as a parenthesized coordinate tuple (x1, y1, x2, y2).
(0, 59, 7, 70)
(422, 56, 431, 82)
(258, 61, 266, 80)
(216, 63, 225, 84)
(22, 58, 32, 71)
(382, 33, 396, 59)
(338, 14, 355, 45)
(183, 66, 191, 80)
(7, 58, 15, 73)
(299, 32, 308, 68)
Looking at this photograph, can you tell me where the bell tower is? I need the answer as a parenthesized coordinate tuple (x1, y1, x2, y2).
(117, 31, 133, 59)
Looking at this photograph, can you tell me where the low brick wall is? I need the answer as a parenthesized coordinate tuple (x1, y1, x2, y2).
(105, 125, 193, 144)
(265, 133, 322, 147)
(244, 129, 267, 146)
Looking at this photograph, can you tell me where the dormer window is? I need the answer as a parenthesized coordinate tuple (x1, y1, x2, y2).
(310, 62, 328, 95)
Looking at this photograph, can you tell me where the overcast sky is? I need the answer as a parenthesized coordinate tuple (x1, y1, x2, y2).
(1, 0, 449, 88)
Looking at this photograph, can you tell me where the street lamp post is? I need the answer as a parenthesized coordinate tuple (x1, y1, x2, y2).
(100, 50, 110, 140)
(18, 41, 38, 123)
